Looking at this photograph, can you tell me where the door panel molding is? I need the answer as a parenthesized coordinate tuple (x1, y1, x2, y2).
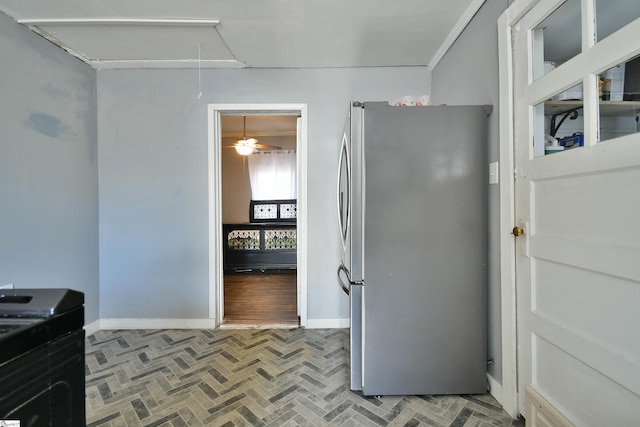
(530, 235, 640, 282)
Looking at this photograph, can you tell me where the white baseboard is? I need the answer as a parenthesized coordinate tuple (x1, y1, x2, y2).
(305, 318, 350, 329)
(91, 317, 348, 332)
(84, 319, 101, 336)
(526, 386, 574, 427)
(488, 373, 504, 406)
(100, 318, 217, 330)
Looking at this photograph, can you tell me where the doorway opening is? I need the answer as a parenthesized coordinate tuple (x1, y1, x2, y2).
(208, 104, 308, 328)
(222, 114, 298, 326)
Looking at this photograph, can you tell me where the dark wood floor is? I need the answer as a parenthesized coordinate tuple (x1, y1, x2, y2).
(223, 271, 298, 325)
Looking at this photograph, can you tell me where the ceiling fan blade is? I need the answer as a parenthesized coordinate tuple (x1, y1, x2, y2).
(254, 143, 282, 150)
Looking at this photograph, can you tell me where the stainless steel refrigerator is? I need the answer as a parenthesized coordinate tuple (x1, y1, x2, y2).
(337, 101, 490, 396)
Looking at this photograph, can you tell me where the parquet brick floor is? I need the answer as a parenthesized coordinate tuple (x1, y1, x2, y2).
(86, 328, 523, 427)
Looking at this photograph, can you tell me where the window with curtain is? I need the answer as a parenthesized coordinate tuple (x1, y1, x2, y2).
(247, 150, 297, 200)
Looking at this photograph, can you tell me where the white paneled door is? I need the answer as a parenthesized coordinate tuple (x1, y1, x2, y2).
(511, 0, 640, 425)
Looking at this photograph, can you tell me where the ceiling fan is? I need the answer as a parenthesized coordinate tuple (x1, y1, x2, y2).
(233, 116, 281, 155)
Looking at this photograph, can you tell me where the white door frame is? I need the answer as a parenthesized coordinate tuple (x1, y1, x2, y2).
(497, 0, 541, 418)
(207, 103, 308, 327)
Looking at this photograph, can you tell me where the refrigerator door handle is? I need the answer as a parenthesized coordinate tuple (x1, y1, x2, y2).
(336, 141, 343, 236)
(337, 263, 353, 295)
(337, 263, 362, 295)
(336, 133, 350, 246)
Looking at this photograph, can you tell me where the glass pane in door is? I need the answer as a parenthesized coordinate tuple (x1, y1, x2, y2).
(532, 0, 582, 80)
(596, 0, 640, 42)
(598, 55, 640, 142)
(534, 83, 585, 157)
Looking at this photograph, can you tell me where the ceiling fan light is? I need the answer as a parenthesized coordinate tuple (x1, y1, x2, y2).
(235, 143, 256, 156)
(237, 137, 258, 145)
(235, 117, 258, 155)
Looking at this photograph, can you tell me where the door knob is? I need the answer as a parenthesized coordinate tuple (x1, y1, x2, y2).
(512, 226, 525, 237)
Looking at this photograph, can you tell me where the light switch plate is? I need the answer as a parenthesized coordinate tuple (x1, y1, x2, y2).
(489, 161, 499, 184)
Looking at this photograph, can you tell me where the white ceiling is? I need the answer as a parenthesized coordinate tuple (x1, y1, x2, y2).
(0, 0, 483, 70)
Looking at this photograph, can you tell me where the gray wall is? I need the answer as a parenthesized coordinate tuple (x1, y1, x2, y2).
(430, 0, 510, 383)
(0, 12, 99, 323)
(222, 140, 253, 224)
(97, 67, 430, 319)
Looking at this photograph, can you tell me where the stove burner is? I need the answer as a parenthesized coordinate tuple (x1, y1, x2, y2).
(0, 295, 33, 304)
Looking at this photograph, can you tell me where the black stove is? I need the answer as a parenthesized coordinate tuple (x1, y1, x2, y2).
(0, 289, 85, 426)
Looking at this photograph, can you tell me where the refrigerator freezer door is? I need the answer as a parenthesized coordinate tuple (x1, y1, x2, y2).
(337, 264, 363, 390)
(349, 283, 363, 391)
(360, 103, 488, 395)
